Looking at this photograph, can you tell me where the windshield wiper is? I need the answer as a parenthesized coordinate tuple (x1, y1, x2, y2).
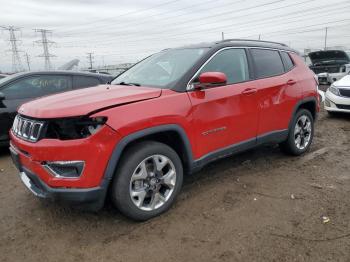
(117, 81, 141, 86)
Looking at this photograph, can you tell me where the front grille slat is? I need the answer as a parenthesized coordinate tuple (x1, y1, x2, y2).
(12, 115, 44, 142)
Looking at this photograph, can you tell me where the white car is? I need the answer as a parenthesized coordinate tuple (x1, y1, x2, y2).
(309, 50, 350, 85)
(325, 74, 350, 113)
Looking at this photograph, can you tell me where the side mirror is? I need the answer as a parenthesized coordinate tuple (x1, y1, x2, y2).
(194, 72, 227, 90)
(0, 92, 5, 108)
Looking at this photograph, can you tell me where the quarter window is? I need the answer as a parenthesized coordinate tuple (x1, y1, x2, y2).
(281, 52, 294, 71)
(198, 48, 249, 84)
(251, 49, 285, 78)
(2, 75, 72, 100)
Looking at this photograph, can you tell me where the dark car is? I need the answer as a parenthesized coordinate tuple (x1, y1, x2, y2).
(0, 74, 8, 79)
(0, 71, 113, 145)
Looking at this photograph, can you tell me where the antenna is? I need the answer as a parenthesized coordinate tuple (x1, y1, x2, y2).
(0, 26, 24, 73)
(34, 29, 56, 70)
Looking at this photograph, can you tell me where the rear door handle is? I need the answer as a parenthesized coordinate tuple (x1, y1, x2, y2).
(241, 88, 257, 95)
(287, 79, 297, 86)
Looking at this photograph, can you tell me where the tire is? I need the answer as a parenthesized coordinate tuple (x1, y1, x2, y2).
(110, 141, 183, 221)
(280, 109, 314, 156)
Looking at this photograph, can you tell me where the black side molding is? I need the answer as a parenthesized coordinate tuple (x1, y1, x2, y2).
(102, 124, 194, 182)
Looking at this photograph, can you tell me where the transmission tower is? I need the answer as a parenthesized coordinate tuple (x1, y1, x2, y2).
(34, 29, 55, 70)
(86, 52, 94, 70)
(0, 26, 24, 73)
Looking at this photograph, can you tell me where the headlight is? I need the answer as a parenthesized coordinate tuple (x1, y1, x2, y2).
(329, 85, 340, 96)
(46, 116, 107, 140)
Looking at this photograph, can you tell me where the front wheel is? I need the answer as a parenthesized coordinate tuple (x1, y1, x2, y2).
(110, 141, 183, 221)
(280, 109, 314, 156)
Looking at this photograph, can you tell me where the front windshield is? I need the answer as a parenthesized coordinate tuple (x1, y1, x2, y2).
(111, 48, 208, 88)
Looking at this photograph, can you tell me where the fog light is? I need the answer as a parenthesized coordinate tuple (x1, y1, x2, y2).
(43, 161, 85, 178)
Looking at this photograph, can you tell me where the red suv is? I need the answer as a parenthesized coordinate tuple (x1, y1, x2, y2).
(10, 40, 319, 220)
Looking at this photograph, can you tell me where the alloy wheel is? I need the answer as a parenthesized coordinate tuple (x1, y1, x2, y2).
(294, 115, 312, 150)
(129, 154, 176, 211)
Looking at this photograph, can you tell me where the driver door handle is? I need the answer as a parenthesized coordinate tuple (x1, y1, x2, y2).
(241, 88, 257, 95)
(287, 79, 297, 86)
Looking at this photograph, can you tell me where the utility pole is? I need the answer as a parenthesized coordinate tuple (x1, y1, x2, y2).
(24, 53, 31, 71)
(34, 29, 55, 70)
(221, 32, 225, 41)
(258, 34, 261, 40)
(87, 52, 94, 70)
(324, 27, 328, 50)
(0, 26, 24, 73)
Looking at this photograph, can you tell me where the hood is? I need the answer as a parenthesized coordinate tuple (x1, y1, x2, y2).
(334, 75, 350, 88)
(309, 50, 350, 66)
(18, 85, 162, 118)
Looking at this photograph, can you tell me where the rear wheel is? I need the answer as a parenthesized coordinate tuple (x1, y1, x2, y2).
(280, 109, 314, 156)
(110, 141, 183, 221)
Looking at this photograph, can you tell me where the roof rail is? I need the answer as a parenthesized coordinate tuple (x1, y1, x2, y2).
(216, 39, 287, 47)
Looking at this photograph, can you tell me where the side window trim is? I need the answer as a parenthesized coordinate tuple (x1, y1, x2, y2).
(186, 47, 252, 90)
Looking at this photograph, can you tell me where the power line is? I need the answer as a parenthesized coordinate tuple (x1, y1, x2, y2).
(57, 0, 241, 36)
(59, 0, 287, 38)
(59, 4, 350, 47)
(0, 26, 24, 73)
(34, 29, 56, 70)
(54, 0, 182, 33)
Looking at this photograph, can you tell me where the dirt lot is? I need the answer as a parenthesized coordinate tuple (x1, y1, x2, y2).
(1, 98, 350, 261)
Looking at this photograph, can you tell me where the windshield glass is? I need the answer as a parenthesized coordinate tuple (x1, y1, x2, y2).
(111, 48, 208, 88)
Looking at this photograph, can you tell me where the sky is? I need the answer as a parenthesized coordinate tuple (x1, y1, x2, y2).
(1, 0, 350, 73)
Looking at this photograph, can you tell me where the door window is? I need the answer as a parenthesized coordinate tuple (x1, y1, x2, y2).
(73, 76, 101, 89)
(1, 75, 72, 100)
(198, 48, 249, 84)
(251, 49, 285, 78)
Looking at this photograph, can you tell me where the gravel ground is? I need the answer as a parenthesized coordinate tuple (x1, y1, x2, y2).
(1, 97, 350, 262)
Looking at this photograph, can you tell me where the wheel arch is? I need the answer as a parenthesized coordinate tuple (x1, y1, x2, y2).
(289, 97, 317, 130)
(102, 124, 194, 184)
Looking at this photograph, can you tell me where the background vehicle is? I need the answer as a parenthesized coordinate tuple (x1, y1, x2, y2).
(309, 50, 350, 84)
(0, 73, 9, 79)
(325, 74, 350, 114)
(0, 71, 113, 145)
(10, 40, 319, 220)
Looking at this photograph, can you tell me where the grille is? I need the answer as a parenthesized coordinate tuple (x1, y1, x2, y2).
(336, 104, 350, 110)
(339, 89, 350, 98)
(310, 66, 341, 74)
(12, 115, 45, 142)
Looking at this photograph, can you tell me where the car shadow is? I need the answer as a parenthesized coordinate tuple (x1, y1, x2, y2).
(39, 143, 286, 224)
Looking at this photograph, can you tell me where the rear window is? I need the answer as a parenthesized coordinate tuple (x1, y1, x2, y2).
(281, 52, 294, 71)
(251, 49, 285, 78)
